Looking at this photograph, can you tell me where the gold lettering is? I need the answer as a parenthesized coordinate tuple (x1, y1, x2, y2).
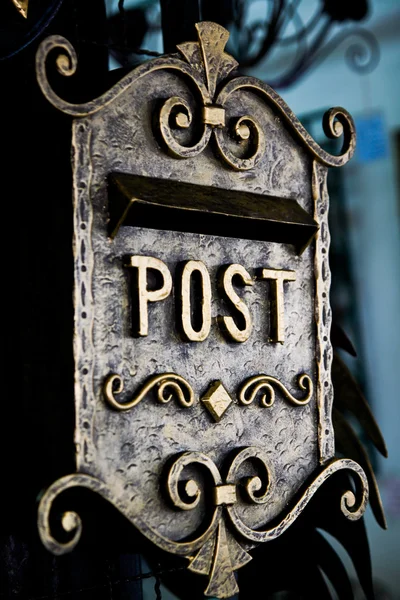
(179, 260, 212, 342)
(258, 269, 296, 343)
(218, 264, 254, 342)
(125, 256, 172, 336)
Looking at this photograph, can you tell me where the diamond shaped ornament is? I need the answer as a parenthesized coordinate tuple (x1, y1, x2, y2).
(201, 381, 233, 422)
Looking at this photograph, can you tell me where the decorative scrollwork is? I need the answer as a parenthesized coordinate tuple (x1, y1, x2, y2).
(163, 451, 367, 597)
(38, 473, 113, 555)
(35, 35, 210, 117)
(227, 447, 273, 504)
(165, 449, 263, 596)
(215, 77, 356, 168)
(158, 96, 212, 159)
(103, 373, 195, 411)
(37, 470, 222, 559)
(166, 451, 223, 511)
(36, 22, 356, 171)
(226, 458, 368, 544)
(238, 373, 313, 407)
(322, 107, 356, 162)
(214, 115, 265, 171)
(104, 372, 312, 414)
(37, 453, 368, 597)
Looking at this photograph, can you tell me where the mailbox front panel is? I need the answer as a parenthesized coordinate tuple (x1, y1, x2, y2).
(37, 23, 367, 599)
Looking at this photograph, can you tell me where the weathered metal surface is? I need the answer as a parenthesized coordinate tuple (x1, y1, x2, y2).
(36, 22, 366, 599)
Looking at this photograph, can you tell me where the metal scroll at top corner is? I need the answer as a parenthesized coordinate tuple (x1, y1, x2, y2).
(35, 21, 356, 172)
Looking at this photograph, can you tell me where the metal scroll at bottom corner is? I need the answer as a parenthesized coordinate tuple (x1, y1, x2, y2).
(37, 456, 368, 599)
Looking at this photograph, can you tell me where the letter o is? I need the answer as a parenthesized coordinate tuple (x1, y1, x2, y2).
(179, 260, 212, 342)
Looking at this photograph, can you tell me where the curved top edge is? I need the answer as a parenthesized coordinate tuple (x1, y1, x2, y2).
(35, 23, 356, 168)
(35, 35, 211, 117)
(216, 77, 356, 168)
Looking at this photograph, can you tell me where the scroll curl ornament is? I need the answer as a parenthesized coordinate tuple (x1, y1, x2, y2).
(165, 447, 271, 596)
(36, 22, 356, 171)
(166, 451, 223, 511)
(226, 446, 273, 504)
(38, 452, 368, 598)
(158, 96, 212, 159)
(104, 373, 195, 410)
(226, 458, 368, 544)
(38, 473, 114, 555)
(163, 451, 368, 597)
(214, 115, 266, 171)
(239, 373, 313, 407)
(38, 470, 223, 559)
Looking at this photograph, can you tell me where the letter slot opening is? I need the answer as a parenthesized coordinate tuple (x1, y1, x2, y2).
(108, 173, 319, 254)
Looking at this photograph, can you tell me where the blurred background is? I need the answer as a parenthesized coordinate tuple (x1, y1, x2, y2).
(2, 0, 399, 598)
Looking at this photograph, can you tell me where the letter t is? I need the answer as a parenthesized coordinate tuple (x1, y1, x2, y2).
(259, 269, 296, 343)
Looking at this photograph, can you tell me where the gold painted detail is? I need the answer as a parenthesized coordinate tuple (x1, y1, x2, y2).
(125, 255, 301, 342)
(214, 485, 237, 506)
(104, 373, 195, 410)
(235, 120, 251, 140)
(201, 382, 234, 422)
(239, 374, 313, 407)
(36, 24, 356, 169)
(125, 255, 172, 337)
(158, 23, 266, 169)
(218, 264, 254, 343)
(104, 373, 312, 415)
(179, 260, 212, 342)
(258, 268, 296, 343)
(175, 111, 190, 128)
(165, 448, 271, 596)
(11, 0, 28, 18)
(203, 106, 225, 127)
(38, 456, 368, 598)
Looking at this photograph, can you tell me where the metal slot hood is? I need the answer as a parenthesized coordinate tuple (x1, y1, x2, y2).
(108, 173, 319, 254)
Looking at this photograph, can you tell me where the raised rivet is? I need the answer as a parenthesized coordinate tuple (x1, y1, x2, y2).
(236, 123, 251, 140)
(175, 112, 190, 128)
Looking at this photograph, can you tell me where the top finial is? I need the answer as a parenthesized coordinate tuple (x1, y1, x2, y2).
(177, 22, 238, 99)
